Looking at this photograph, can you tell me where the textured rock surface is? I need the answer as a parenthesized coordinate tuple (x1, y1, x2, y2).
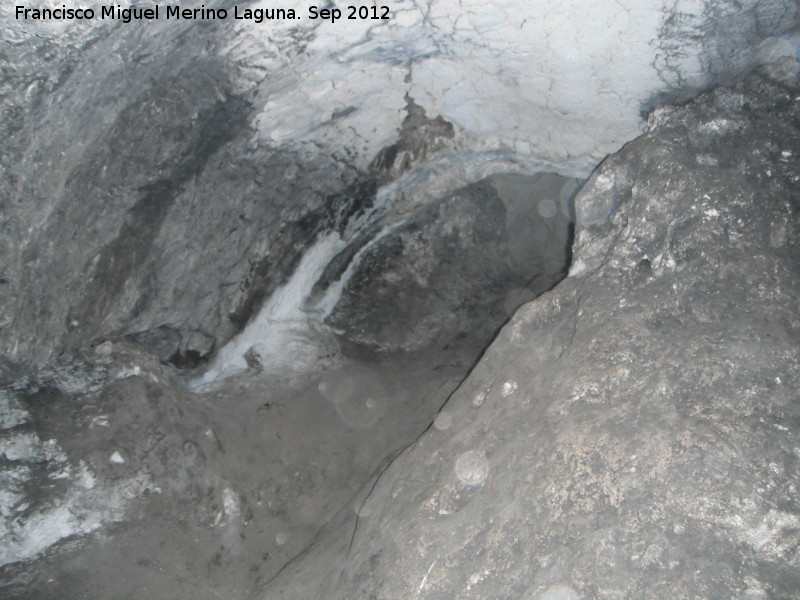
(227, 0, 800, 172)
(0, 13, 361, 369)
(3, 0, 798, 371)
(317, 173, 575, 355)
(267, 73, 800, 599)
(1, 1, 800, 598)
(0, 342, 472, 598)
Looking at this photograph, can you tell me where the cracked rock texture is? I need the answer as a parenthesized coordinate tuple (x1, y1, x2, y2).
(0, 18, 362, 369)
(316, 172, 575, 355)
(3, 0, 798, 374)
(1, 1, 800, 598)
(267, 73, 800, 599)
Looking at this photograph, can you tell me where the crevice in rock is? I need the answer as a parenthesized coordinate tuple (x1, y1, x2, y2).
(3, 5, 799, 598)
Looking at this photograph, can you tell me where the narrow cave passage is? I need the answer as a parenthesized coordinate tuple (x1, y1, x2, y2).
(2, 2, 799, 598)
(0, 146, 583, 598)
(166, 168, 582, 593)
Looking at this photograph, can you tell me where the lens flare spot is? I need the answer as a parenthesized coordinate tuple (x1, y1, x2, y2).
(537, 198, 557, 218)
(757, 35, 800, 81)
(319, 370, 387, 428)
(575, 173, 617, 225)
(455, 450, 489, 487)
(434, 411, 453, 430)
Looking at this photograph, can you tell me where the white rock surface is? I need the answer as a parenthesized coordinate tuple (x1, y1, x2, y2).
(224, 0, 799, 175)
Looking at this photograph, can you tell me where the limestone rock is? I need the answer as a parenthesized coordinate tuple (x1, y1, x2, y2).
(1, 1, 799, 597)
(318, 173, 576, 355)
(277, 73, 800, 599)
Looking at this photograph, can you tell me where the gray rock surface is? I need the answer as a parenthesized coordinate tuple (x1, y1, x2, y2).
(267, 73, 800, 599)
(0, 17, 573, 373)
(0, 16, 363, 369)
(4, 0, 798, 372)
(316, 173, 575, 356)
(0, 341, 473, 598)
(2, 66, 799, 600)
(1, 2, 799, 598)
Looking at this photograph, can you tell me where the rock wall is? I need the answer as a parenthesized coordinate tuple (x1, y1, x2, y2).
(269, 72, 800, 599)
(3, 0, 798, 373)
(1, 1, 799, 598)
